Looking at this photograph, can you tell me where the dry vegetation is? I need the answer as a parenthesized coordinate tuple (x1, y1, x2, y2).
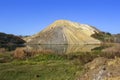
(0, 48, 6, 53)
(1, 43, 120, 80)
(102, 43, 120, 53)
(13, 47, 54, 59)
(78, 44, 120, 80)
(78, 57, 120, 80)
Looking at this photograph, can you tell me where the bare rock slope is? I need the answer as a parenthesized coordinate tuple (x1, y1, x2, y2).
(25, 20, 101, 44)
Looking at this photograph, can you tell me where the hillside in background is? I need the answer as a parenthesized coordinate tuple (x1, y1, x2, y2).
(0, 32, 25, 47)
(25, 20, 101, 44)
(91, 32, 120, 43)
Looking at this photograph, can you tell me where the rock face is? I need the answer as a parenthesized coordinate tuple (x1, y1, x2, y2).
(25, 20, 101, 44)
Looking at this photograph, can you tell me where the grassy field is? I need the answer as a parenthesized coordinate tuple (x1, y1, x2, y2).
(0, 54, 83, 80)
(0, 43, 119, 80)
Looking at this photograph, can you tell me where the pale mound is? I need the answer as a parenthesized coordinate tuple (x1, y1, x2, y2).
(25, 20, 101, 44)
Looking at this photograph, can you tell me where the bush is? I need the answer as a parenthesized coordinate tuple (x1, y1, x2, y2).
(91, 31, 113, 42)
(14, 48, 26, 59)
(0, 48, 6, 53)
(13, 48, 54, 59)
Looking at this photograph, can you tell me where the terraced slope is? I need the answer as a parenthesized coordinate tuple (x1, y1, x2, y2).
(25, 20, 101, 44)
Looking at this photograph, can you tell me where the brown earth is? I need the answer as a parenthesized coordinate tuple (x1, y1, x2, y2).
(78, 57, 120, 80)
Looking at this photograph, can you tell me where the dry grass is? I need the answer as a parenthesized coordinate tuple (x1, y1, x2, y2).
(102, 44, 120, 54)
(14, 48, 26, 59)
(13, 47, 54, 59)
(0, 48, 6, 53)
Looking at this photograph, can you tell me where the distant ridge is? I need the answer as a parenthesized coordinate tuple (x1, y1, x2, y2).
(24, 20, 101, 44)
(0, 32, 25, 45)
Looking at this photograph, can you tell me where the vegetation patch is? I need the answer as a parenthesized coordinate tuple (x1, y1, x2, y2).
(0, 53, 83, 80)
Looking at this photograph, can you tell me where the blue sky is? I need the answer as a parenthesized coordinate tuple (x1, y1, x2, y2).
(0, 0, 120, 35)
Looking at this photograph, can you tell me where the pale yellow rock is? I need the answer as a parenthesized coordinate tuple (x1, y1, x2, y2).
(24, 20, 101, 44)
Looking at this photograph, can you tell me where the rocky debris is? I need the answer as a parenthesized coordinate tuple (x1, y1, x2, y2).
(78, 57, 120, 80)
(25, 20, 101, 44)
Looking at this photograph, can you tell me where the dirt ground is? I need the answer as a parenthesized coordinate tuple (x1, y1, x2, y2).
(78, 57, 120, 80)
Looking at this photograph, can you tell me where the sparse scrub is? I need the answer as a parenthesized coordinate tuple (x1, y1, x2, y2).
(102, 44, 120, 53)
(13, 48, 54, 59)
(0, 52, 83, 80)
(13, 48, 27, 59)
(91, 31, 114, 42)
(0, 48, 6, 53)
(0, 53, 13, 63)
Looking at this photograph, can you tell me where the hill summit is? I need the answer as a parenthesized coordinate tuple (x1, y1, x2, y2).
(25, 20, 101, 44)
